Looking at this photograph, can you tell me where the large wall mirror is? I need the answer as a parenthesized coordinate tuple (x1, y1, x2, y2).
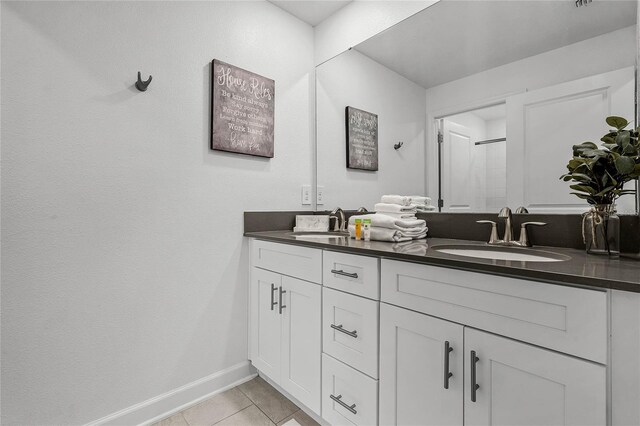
(316, 0, 638, 214)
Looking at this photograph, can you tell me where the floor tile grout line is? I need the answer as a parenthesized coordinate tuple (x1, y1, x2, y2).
(236, 378, 294, 425)
(276, 409, 301, 426)
(247, 397, 280, 425)
(208, 403, 257, 426)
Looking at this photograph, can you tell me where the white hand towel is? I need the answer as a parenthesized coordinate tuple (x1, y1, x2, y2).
(374, 203, 417, 214)
(381, 195, 412, 206)
(348, 225, 412, 242)
(374, 211, 417, 220)
(399, 228, 428, 237)
(415, 205, 437, 212)
(348, 213, 426, 231)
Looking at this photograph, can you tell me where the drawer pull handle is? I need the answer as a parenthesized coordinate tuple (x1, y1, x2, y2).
(330, 269, 359, 279)
(270, 283, 278, 311)
(444, 340, 453, 389)
(278, 287, 286, 315)
(470, 350, 480, 402)
(330, 323, 358, 338)
(329, 394, 357, 414)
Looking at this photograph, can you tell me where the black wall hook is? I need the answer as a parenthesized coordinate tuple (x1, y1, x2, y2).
(135, 71, 152, 91)
(394, 141, 404, 150)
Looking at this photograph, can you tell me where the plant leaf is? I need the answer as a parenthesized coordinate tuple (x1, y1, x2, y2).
(607, 116, 628, 130)
(569, 184, 596, 194)
(601, 135, 616, 144)
(616, 131, 631, 151)
(594, 186, 616, 196)
(615, 156, 635, 174)
(568, 173, 593, 182)
(570, 192, 593, 201)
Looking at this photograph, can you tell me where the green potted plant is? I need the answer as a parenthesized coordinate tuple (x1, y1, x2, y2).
(560, 116, 640, 255)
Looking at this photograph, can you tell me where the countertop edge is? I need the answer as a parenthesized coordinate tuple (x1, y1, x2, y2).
(244, 231, 640, 293)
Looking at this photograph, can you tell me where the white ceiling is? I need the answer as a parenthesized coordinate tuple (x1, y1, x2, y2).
(356, 0, 637, 89)
(269, 0, 353, 27)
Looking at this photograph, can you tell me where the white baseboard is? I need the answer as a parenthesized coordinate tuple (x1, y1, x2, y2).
(85, 361, 257, 426)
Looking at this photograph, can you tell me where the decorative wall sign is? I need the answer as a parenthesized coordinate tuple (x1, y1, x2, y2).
(211, 59, 275, 157)
(345, 106, 378, 171)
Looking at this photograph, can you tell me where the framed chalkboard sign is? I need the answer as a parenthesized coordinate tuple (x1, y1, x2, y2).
(345, 106, 378, 171)
(211, 59, 275, 158)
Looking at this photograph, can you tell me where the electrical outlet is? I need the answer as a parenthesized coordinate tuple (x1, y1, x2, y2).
(317, 186, 325, 205)
(301, 185, 311, 205)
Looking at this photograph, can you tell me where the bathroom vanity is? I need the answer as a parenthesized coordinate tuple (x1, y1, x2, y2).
(245, 228, 640, 426)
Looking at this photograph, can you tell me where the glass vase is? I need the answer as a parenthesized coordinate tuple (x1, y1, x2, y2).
(582, 204, 620, 256)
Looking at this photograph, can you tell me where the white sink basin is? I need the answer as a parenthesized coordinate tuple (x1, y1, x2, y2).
(433, 245, 570, 262)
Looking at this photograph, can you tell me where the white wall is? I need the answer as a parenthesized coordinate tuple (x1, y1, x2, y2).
(425, 26, 637, 209)
(314, 0, 438, 66)
(316, 49, 426, 209)
(0, 2, 314, 424)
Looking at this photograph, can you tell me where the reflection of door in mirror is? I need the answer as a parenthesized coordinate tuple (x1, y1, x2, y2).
(439, 104, 506, 213)
(507, 67, 635, 214)
(438, 66, 634, 214)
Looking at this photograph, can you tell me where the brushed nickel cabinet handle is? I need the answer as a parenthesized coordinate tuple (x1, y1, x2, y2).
(330, 323, 358, 338)
(270, 283, 278, 311)
(470, 350, 480, 402)
(330, 269, 358, 279)
(329, 394, 357, 414)
(444, 341, 453, 389)
(278, 287, 286, 315)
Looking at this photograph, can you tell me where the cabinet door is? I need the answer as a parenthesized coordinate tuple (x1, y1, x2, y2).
(465, 328, 606, 426)
(250, 267, 282, 381)
(379, 303, 464, 426)
(280, 276, 321, 415)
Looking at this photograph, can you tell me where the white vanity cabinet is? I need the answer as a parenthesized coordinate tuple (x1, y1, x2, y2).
(464, 329, 605, 426)
(379, 260, 607, 426)
(321, 251, 381, 425)
(249, 240, 322, 414)
(379, 303, 464, 426)
(380, 302, 606, 426)
(247, 238, 638, 426)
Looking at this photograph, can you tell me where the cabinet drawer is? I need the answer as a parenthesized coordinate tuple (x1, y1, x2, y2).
(323, 288, 379, 378)
(323, 251, 380, 299)
(322, 354, 378, 426)
(251, 239, 322, 284)
(381, 259, 608, 363)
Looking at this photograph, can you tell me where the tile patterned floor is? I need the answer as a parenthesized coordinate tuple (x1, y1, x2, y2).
(153, 376, 320, 426)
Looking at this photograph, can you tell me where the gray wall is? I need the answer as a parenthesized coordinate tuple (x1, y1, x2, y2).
(0, 2, 314, 424)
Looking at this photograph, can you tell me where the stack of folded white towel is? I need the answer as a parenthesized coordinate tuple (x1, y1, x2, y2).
(379, 194, 436, 213)
(348, 213, 427, 242)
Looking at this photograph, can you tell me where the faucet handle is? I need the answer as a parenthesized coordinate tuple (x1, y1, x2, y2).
(518, 222, 547, 247)
(477, 220, 500, 244)
(515, 206, 529, 214)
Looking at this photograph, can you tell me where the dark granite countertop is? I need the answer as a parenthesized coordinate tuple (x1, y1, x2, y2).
(245, 230, 640, 293)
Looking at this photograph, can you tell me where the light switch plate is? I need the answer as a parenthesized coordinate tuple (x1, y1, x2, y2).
(301, 185, 311, 205)
(317, 186, 325, 205)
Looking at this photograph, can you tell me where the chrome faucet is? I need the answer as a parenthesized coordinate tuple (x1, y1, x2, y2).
(498, 207, 514, 244)
(477, 207, 546, 246)
(329, 207, 346, 232)
(517, 222, 547, 247)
